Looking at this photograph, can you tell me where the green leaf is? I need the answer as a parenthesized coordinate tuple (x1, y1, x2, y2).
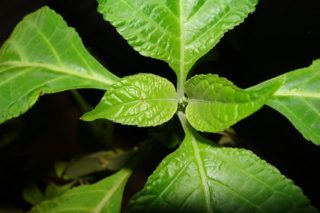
(97, 0, 258, 83)
(45, 181, 76, 200)
(263, 60, 320, 145)
(185, 74, 281, 132)
(23, 184, 45, 205)
(63, 148, 138, 179)
(0, 6, 119, 124)
(30, 139, 154, 213)
(82, 74, 178, 127)
(128, 118, 317, 213)
(29, 167, 132, 213)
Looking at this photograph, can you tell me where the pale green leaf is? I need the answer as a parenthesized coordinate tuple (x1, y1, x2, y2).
(82, 74, 178, 127)
(263, 60, 320, 145)
(29, 167, 132, 213)
(97, 0, 258, 82)
(0, 6, 119, 124)
(128, 118, 317, 213)
(185, 74, 281, 132)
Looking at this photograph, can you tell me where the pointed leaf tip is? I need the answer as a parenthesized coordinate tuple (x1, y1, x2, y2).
(265, 60, 320, 145)
(82, 74, 178, 127)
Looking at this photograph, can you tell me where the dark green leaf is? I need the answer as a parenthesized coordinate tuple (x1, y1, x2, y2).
(45, 182, 76, 200)
(23, 184, 45, 205)
(63, 148, 138, 179)
(30, 168, 130, 213)
(30, 140, 154, 213)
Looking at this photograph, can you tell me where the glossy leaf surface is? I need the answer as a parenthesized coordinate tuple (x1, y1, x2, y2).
(30, 167, 132, 213)
(0, 7, 118, 124)
(97, 0, 258, 82)
(128, 121, 316, 213)
(185, 74, 281, 132)
(253, 60, 320, 145)
(82, 74, 178, 127)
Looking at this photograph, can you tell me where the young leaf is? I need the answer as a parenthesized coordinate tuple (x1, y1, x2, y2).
(97, 0, 258, 87)
(82, 74, 178, 127)
(263, 60, 320, 145)
(185, 74, 281, 132)
(0, 6, 119, 124)
(128, 117, 317, 213)
(29, 166, 131, 213)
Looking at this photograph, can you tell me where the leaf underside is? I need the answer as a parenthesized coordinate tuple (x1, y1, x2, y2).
(254, 60, 320, 145)
(128, 128, 317, 213)
(82, 74, 178, 127)
(0, 6, 118, 124)
(30, 168, 132, 213)
(97, 0, 258, 79)
(185, 74, 281, 132)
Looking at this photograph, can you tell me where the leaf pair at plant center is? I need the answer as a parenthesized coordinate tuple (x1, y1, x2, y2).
(82, 72, 281, 133)
(1, 0, 320, 146)
(83, 58, 320, 146)
(0, 1, 319, 213)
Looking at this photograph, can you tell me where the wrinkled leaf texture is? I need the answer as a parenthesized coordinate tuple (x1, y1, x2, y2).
(97, 0, 258, 82)
(128, 120, 317, 213)
(185, 74, 281, 132)
(82, 74, 178, 127)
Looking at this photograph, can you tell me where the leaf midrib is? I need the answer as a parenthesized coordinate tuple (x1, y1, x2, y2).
(105, 98, 178, 108)
(146, 159, 191, 211)
(93, 170, 130, 213)
(178, 0, 185, 98)
(0, 61, 116, 87)
(25, 18, 63, 65)
(267, 99, 320, 142)
(188, 98, 257, 104)
(274, 90, 320, 99)
(189, 135, 213, 213)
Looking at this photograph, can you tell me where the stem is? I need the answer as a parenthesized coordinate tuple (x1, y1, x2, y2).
(177, 111, 189, 134)
(177, 111, 217, 146)
(71, 90, 91, 112)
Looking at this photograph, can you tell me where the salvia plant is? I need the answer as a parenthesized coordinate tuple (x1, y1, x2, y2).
(0, 0, 319, 212)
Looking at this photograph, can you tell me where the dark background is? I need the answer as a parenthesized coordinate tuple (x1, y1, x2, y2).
(0, 0, 320, 211)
